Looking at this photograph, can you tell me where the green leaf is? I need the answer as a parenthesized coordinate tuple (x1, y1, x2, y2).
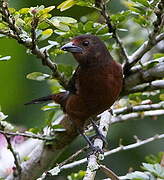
(144, 60, 159, 70)
(58, 64, 74, 78)
(39, 29, 53, 41)
(111, 10, 131, 23)
(159, 94, 164, 101)
(49, 16, 77, 31)
(125, 171, 150, 180)
(67, 170, 86, 180)
(57, 0, 76, 11)
(0, 23, 8, 30)
(131, 0, 150, 7)
(52, 124, 66, 131)
(153, 53, 164, 59)
(145, 153, 164, 164)
(142, 163, 164, 178)
(76, 0, 94, 7)
(28, 128, 41, 134)
(37, 6, 55, 16)
(133, 16, 150, 27)
(83, 21, 94, 32)
(0, 112, 8, 121)
(41, 102, 60, 111)
(51, 16, 77, 24)
(19, 8, 30, 14)
(26, 72, 50, 81)
(0, 56, 11, 61)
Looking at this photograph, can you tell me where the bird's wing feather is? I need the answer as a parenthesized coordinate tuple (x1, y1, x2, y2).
(66, 65, 80, 94)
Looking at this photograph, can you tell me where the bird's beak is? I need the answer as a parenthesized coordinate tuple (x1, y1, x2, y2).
(61, 42, 83, 53)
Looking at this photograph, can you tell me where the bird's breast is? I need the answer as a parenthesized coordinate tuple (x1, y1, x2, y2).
(77, 62, 123, 115)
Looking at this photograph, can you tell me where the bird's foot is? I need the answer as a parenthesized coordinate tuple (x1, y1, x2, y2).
(90, 118, 107, 146)
(77, 129, 104, 155)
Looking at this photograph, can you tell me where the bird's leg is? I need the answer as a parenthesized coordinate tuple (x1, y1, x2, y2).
(90, 118, 107, 145)
(77, 129, 103, 153)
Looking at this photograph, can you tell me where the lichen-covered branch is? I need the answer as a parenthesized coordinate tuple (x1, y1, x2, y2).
(83, 111, 112, 180)
(59, 134, 164, 171)
(114, 101, 164, 115)
(122, 57, 164, 95)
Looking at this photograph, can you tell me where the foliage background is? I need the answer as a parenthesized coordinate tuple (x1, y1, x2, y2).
(0, 0, 163, 179)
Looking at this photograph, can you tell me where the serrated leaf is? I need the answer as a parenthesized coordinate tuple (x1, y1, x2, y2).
(0, 56, 11, 61)
(57, 0, 76, 11)
(26, 72, 50, 81)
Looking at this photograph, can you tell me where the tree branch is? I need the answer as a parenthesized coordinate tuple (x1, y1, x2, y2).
(59, 134, 164, 171)
(96, 0, 129, 62)
(83, 111, 112, 180)
(114, 101, 164, 115)
(125, 79, 164, 94)
(123, 0, 164, 74)
(0, 0, 68, 88)
(3, 134, 22, 179)
(122, 57, 164, 95)
(0, 130, 56, 141)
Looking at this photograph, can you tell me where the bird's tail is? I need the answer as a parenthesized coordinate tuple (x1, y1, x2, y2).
(24, 95, 53, 105)
(24, 92, 69, 106)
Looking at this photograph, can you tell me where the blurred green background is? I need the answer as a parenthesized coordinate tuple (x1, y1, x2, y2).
(0, 0, 163, 179)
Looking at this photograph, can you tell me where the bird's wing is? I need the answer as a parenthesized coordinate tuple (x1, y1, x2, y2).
(66, 65, 80, 94)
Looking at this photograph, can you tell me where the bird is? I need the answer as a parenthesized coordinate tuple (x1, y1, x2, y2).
(25, 34, 123, 149)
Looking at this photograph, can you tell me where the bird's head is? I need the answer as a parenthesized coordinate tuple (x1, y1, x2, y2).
(61, 34, 111, 66)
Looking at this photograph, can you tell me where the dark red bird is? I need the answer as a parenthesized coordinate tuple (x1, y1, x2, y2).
(26, 35, 123, 147)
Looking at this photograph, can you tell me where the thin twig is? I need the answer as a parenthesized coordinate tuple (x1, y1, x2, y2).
(60, 134, 164, 171)
(100, 165, 119, 180)
(3, 134, 22, 179)
(0, 130, 55, 141)
(39, 146, 88, 179)
(96, 0, 129, 62)
(114, 101, 164, 115)
(124, 79, 164, 95)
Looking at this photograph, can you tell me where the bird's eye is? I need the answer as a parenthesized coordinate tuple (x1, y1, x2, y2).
(82, 41, 89, 46)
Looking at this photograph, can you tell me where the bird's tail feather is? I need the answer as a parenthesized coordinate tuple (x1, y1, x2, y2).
(24, 95, 53, 105)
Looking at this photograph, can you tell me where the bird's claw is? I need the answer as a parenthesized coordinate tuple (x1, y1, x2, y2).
(87, 145, 104, 159)
(89, 118, 108, 146)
